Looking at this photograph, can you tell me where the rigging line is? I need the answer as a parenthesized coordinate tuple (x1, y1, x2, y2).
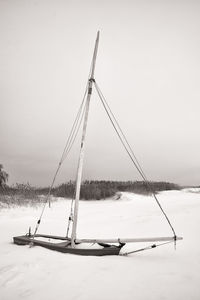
(60, 84, 88, 164)
(64, 101, 87, 237)
(94, 82, 147, 180)
(94, 82, 176, 238)
(94, 83, 176, 237)
(65, 104, 87, 238)
(94, 83, 147, 180)
(47, 85, 87, 205)
(61, 30, 100, 162)
(61, 39, 99, 163)
(31, 84, 88, 241)
(62, 98, 87, 163)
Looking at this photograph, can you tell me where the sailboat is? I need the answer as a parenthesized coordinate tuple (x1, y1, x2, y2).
(13, 32, 182, 256)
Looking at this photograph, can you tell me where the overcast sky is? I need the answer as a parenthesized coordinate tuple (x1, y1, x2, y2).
(1, 0, 199, 186)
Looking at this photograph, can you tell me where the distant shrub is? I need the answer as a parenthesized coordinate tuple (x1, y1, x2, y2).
(0, 183, 45, 208)
(0, 164, 8, 187)
(14, 183, 39, 199)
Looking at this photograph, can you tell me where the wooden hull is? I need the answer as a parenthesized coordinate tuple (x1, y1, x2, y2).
(13, 234, 121, 256)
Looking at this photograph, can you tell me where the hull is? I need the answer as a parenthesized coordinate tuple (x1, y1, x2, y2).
(13, 234, 121, 256)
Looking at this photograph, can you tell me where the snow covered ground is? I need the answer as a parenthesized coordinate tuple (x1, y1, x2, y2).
(0, 189, 200, 300)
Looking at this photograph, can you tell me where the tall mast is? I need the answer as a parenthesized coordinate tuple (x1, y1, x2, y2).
(71, 31, 100, 247)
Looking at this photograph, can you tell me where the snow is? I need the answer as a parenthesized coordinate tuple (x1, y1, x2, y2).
(0, 189, 200, 300)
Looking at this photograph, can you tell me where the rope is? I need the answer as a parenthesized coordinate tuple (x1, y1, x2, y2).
(65, 97, 89, 237)
(61, 98, 87, 163)
(59, 84, 88, 165)
(95, 82, 147, 180)
(94, 82, 147, 180)
(31, 85, 88, 243)
(94, 81, 177, 240)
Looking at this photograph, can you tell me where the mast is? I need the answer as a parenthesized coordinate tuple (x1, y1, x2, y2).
(71, 31, 100, 247)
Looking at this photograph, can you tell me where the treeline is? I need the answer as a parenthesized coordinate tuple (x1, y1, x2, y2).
(1, 180, 180, 202)
(46, 180, 180, 200)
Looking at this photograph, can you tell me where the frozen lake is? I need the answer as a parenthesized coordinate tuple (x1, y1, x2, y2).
(0, 189, 200, 300)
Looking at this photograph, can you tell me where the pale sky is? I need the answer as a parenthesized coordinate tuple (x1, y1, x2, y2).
(1, 0, 200, 186)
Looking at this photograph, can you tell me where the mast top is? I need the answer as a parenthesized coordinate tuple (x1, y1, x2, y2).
(90, 31, 100, 80)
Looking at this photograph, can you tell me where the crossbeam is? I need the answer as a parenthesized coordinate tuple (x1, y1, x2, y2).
(75, 236, 183, 244)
